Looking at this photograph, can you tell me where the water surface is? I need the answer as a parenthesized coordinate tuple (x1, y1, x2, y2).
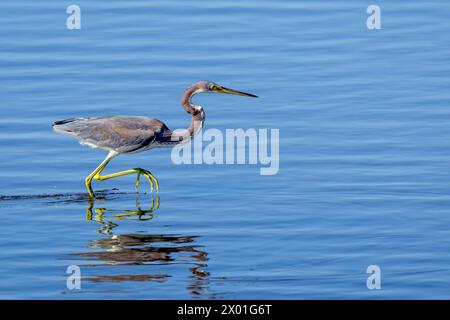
(1, 1, 450, 299)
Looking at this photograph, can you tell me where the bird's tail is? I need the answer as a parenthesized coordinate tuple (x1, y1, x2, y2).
(52, 117, 88, 136)
(52, 118, 79, 127)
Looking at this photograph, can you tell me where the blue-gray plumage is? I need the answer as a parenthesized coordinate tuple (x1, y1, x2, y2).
(53, 80, 257, 198)
(53, 116, 171, 153)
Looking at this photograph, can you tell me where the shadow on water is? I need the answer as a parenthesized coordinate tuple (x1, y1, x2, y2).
(0, 189, 132, 203)
(69, 195, 210, 298)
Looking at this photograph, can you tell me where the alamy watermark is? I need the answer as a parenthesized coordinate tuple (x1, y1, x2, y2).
(367, 5, 381, 30)
(66, 265, 81, 290)
(66, 5, 382, 31)
(170, 126, 280, 175)
(171, 125, 280, 175)
(366, 265, 381, 290)
(66, 5, 81, 30)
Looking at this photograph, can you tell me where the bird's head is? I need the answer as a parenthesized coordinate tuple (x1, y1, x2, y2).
(195, 80, 257, 98)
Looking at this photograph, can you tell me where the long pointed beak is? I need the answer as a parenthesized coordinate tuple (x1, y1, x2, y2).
(213, 85, 257, 98)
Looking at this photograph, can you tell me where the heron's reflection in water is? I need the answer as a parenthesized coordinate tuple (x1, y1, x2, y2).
(85, 196, 160, 236)
(74, 195, 210, 297)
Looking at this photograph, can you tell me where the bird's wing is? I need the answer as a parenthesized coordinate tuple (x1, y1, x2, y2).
(53, 116, 169, 153)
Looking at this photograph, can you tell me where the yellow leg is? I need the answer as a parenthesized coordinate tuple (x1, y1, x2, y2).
(85, 150, 159, 198)
(85, 151, 117, 198)
(94, 168, 159, 192)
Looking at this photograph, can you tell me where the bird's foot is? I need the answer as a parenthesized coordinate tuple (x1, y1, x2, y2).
(135, 168, 159, 193)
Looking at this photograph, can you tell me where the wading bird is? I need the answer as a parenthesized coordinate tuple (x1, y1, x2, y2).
(53, 81, 257, 198)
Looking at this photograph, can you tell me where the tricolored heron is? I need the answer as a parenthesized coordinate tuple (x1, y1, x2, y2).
(53, 81, 257, 198)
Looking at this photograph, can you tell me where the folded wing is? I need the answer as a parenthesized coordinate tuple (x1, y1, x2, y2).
(53, 116, 170, 153)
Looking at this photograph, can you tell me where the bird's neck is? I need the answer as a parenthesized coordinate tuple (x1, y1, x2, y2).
(186, 107, 205, 138)
(172, 85, 206, 142)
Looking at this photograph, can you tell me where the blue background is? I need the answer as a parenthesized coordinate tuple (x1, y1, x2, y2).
(1, 1, 450, 298)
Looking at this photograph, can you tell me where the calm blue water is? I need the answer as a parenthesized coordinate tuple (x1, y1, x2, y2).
(1, 0, 450, 299)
